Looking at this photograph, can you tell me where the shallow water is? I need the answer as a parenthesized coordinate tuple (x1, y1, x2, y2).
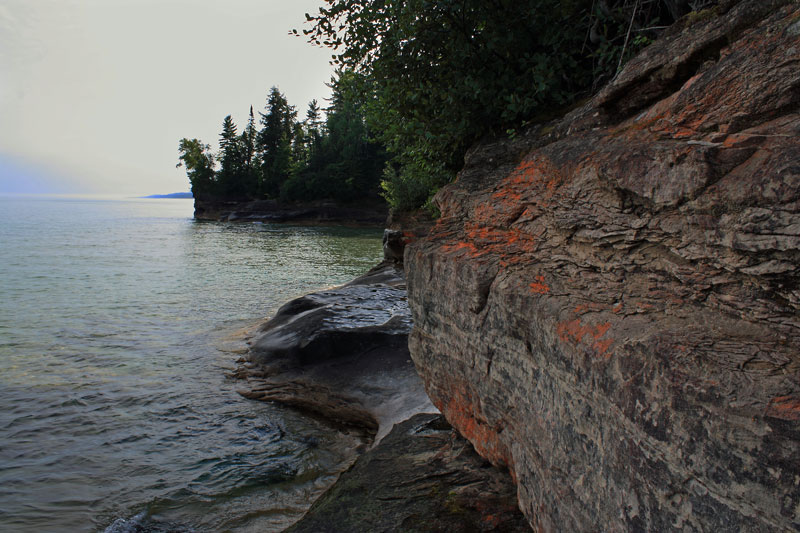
(0, 195, 384, 532)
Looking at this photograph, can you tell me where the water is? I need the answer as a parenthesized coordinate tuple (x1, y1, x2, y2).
(0, 195, 384, 532)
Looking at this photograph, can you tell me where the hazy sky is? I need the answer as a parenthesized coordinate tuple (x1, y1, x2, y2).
(0, 0, 336, 195)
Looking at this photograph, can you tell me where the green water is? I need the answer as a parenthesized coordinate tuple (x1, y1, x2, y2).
(0, 195, 384, 532)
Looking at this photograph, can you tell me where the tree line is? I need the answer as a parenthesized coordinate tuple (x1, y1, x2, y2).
(178, 70, 386, 205)
(180, 0, 712, 213)
(302, 0, 712, 212)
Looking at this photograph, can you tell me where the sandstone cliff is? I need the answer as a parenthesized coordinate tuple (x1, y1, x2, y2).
(406, 1, 800, 530)
(238, 259, 528, 531)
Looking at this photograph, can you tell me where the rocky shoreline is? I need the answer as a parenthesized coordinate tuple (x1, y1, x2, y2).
(194, 198, 388, 226)
(228, 3, 799, 530)
(234, 233, 528, 531)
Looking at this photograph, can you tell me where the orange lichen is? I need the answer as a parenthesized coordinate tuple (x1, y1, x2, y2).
(574, 302, 608, 314)
(592, 338, 614, 359)
(556, 318, 614, 359)
(766, 396, 800, 421)
(441, 224, 540, 266)
(529, 275, 550, 294)
(441, 385, 513, 471)
(489, 155, 564, 214)
(443, 241, 481, 256)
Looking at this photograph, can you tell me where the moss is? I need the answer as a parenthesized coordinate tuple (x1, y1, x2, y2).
(444, 491, 468, 515)
(682, 6, 723, 30)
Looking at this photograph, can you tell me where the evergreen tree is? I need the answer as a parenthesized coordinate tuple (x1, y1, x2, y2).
(280, 70, 386, 204)
(217, 114, 247, 197)
(241, 106, 259, 196)
(305, 99, 324, 160)
(257, 87, 297, 198)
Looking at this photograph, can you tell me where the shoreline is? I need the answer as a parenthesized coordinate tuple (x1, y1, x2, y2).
(233, 235, 529, 531)
(193, 198, 389, 227)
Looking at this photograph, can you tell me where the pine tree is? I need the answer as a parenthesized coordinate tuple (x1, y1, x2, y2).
(304, 99, 323, 161)
(242, 106, 258, 196)
(257, 87, 297, 198)
(217, 115, 246, 197)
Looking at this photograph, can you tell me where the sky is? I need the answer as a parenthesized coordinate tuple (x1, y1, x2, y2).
(0, 0, 336, 196)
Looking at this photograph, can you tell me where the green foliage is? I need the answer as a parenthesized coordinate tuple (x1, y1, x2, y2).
(303, 0, 698, 211)
(176, 138, 216, 199)
(258, 87, 297, 198)
(380, 162, 448, 213)
(217, 115, 248, 198)
(177, 75, 387, 206)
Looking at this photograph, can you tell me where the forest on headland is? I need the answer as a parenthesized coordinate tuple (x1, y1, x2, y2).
(178, 0, 716, 213)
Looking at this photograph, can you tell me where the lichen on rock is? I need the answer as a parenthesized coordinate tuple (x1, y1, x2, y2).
(406, 1, 800, 530)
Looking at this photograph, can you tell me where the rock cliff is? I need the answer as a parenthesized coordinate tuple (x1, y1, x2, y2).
(406, 1, 800, 531)
(238, 259, 528, 531)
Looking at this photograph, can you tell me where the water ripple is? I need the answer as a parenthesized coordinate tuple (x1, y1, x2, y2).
(0, 196, 382, 532)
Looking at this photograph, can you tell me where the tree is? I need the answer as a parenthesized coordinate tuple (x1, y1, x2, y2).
(217, 114, 248, 198)
(177, 138, 216, 199)
(241, 105, 259, 196)
(257, 87, 297, 198)
(280, 70, 386, 203)
(303, 0, 689, 210)
(305, 99, 324, 159)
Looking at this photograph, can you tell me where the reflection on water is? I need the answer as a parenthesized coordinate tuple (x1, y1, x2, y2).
(0, 196, 383, 532)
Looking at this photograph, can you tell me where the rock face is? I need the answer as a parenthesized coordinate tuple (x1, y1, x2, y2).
(194, 198, 388, 225)
(239, 251, 525, 532)
(287, 414, 530, 533)
(406, 2, 800, 531)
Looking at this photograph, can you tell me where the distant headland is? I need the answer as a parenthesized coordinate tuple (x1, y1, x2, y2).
(141, 192, 193, 199)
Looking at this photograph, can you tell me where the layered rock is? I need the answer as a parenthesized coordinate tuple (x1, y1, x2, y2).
(406, 1, 800, 530)
(194, 198, 387, 225)
(287, 414, 530, 533)
(238, 262, 435, 442)
(238, 253, 526, 531)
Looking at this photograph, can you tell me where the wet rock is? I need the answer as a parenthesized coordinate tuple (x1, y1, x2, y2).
(193, 198, 388, 226)
(238, 262, 436, 442)
(286, 414, 530, 533)
(382, 229, 406, 264)
(406, 2, 800, 531)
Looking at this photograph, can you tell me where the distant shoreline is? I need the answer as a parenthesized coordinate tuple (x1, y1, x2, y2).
(141, 192, 193, 199)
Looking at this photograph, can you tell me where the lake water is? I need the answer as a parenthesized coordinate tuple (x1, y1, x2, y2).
(0, 195, 384, 532)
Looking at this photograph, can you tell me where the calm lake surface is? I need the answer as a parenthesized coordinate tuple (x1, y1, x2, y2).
(0, 195, 384, 532)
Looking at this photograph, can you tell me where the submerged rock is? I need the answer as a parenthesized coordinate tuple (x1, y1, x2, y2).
(406, 1, 800, 531)
(287, 413, 529, 533)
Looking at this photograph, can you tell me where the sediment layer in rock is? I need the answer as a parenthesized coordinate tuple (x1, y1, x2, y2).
(287, 414, 530, 533)
(406, 2, 800, 531)
(194, 198, 388, 226)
